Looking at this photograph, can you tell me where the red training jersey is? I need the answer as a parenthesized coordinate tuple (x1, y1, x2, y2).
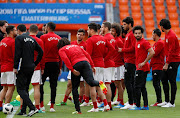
(164, 29, 180, 64)
(114, 37, 124, 67)
(150, 39, 165, 71)
(40, 32, 61, 63)
(30, 35, 45, 70)
(71, 40, 86, 50)
(135, 38, 151, 72)
(0, 37, 15, 72)
(122, 30, 136, 64)
(86, 35, 115, 67)
(59, 45, 94, 72)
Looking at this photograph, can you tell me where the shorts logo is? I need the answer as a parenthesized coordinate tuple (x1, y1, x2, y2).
(154, 73, 157, 75)
(126, 37, 128, 40)
(136, 74, 138, 76)
(124, 69, 127, 72)
(137, 44, 140, 48)
(169, 66, 172, 69)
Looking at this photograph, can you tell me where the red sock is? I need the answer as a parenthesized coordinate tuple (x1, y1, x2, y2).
(108, 102, 112, 108)
(103, 99, 108, 106)
(144, 105, 147, 107)
(50, 103, 54, 108)
(63, 95, 68, 103)
(85, 96, 89, 103)
(79, 96, 83, 103)
(20, 105, 22, 109)
(83, 94, 86, 100)
(119, 99, 124, 105)
(0, 101, 2, 107)
(93, 102, 98, 109)
(35, 105, 40, 110)
(40, 101, 44, 107)
(117, 96, 120, 102)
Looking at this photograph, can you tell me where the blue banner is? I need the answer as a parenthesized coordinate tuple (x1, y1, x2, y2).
(0, 3, 105, 24)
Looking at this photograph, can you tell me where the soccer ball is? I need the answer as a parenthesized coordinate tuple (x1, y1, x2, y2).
(3, 103, 13, 114)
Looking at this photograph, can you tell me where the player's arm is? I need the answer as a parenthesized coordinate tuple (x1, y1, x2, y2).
(120, 35, 136, 52)
(86, 39, 93, 56)
(153, 42, 164, 57)
(81, 48, 95, 68)
(34, 40, 43, 67)
(166, 36, 176, 64)
(104, 39, 115, 60)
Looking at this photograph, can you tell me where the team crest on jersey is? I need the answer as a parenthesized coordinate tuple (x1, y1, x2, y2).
(110, 39, 115, 43)
(166, 39, 168, 43)
(125, 37, 128, 40)
(137, 44, 140, 48)
(80, 46, 84, 49)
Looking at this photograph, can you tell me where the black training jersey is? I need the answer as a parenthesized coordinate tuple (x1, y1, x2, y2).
(14, 33, 43, 70)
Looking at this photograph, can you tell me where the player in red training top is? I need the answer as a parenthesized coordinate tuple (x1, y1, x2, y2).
(40, 22, 61, 112)
(100, 22, 116, 110)
(58, 37, 107, 114)
(157, 19, 180, 108)
(0, 25, 17, 111)
(150, 28, 165, 106)
(119, 17, 137, 109)
(130, 26, 154, 110)
(57, 29, 86, 106)
(110, 23, 125, 108)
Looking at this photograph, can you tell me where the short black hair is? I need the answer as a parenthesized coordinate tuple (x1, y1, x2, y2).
(0, 20, 8, 27)
(153, 28, 161, 37)
(77, 28, 85, 35)
(122, 17, 134, 27)
(121, 25, 127, 34)
(88, 23, 97, 32)
(111, 23, 121, 37)
(133, 25, 144, 33)
(43, 24, 46, 27)
(97, 24, 101, 30)
(6, 25, 15, 34)
(17, 24, 26, 32)
(57, 37, 70, 49)
(159, 19, 171, 30)
(103, 22, 111, 31)
(30, 24, 38, 33)
(47, 22, 56, 31)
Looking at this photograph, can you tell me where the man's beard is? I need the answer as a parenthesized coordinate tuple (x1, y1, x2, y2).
(136, 36, 141, 40)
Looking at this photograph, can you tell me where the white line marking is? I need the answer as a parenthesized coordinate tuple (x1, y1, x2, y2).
(6, 88, 34, 118)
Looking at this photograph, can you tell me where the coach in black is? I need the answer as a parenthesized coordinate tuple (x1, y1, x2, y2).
(13, 24, 43, 117)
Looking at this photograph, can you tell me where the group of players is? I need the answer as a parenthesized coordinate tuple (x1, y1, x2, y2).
(0, 16, 180, 116)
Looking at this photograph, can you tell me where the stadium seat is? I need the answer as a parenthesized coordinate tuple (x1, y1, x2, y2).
(131, 0, 140, 5)
(154, 0, 164, 6)
(132, 13, 141, 20)
(142, 0, 152, 5)
(145, 20, 155, 27)
(120, 12, 130, 20)
(167, 6, 177, 13)
(134, 20, 143, 26)
(83, 0, 92, 3)
(172, 28, 180, 36)
(155, 5, 165, 13)
(146, 34, 152, 38)
(23, 0, 32, 3)
(107, 0, 116, 7)
(59, 0, 68, 3)
(170, 20, 179, 27)
(119, 0, 128, 5)
(156, 13, 166, 23)
(169, 13, 178, 20)
(71, 0, 80, 3)
(119, 5, 129, 12)
(94, 0, 105, 3)
(143, 6, 153, 13)
(47, 0, 56, 3)
(0, 0, 7, 3)
(35, 0, 44, 3)
(131, 5, 141, 13)
(10, 0, 20, 3)
(166, 0, 176, 6)
(146, 27, 155, 35)
(144, 13, 154, 20)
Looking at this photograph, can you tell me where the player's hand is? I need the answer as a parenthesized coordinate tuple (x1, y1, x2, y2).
(138, 62, 145, 69)
(41, 70, 44, 75)
(59, 69, 62, 76)
(92, 67, 96, 74)
(34, 66, 37, 70)
(13, 68, 18, 74)
(72, 69, 80, 76)
(118, 48, 122, 52)
(163, 63, 168, 71)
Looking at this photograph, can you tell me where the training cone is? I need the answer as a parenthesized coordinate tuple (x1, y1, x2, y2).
(16, 95, 20, 101)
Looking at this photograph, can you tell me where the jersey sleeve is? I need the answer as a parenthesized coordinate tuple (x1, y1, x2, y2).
(122, 35, 136, 52)
(81, 48, 94, 68)
(86, 39, 93, 56)
(14, 36, 23, 69)
(153, 41, 164, 57)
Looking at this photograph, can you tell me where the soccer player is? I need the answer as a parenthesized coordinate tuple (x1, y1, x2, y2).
(100, 22, 116, 110)
(110, 23, 125, 108)
(157, 19, 180, 108)
(86, 23, 114, 112)
(57, 28, 86, 106)
(14, 24, 43, 116)
(130, 26, 154, 110)
(118, 17, 136, 109)
(0, 25, 17, 111)
(150, 28, 164, 106)
(40, 22, 61, 112)
(58, 37, 107, 114)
